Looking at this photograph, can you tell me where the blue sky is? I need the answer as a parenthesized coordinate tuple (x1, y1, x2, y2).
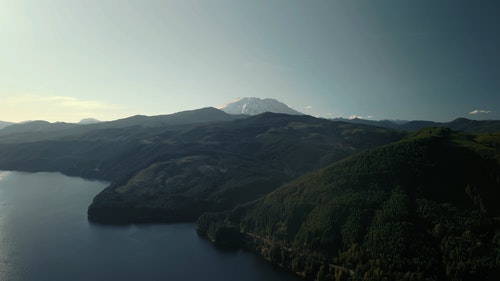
(1, 0, 498, 122)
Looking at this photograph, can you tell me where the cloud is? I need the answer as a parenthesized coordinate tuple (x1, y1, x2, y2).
(0, 171, 11, 182)
(349, 115, 374, 120)
(469, 109, 491, 115)
(304, 105, 313, 109)
(46, 96, 120, 110)
(7, 94, 119, 110)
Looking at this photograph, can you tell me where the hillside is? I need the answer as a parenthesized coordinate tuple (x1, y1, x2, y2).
(86, 113, 404, 223)
(197, 128, 500, 280)
(0, 110, 404, 224)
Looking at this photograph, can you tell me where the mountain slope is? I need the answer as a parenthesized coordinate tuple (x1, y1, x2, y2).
(0, 110, 404, 224)
(219, 97, 303, 115)
(0, 108, 244, 178)
(86, 113, 404, 223)
(197, 128, 500, 280)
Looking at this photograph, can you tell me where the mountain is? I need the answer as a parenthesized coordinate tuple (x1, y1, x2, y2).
(0, 121, 14, 130)
(0, 107, 242, 144)
(400, 118, 500, 132)
(97, 107, 241, 129)
(79, 118, 101, 124)
(0, 120, 78, 137)
(332, 118, 403, 130)
(445, 117, 500, 133)
(335, 117, 500, 133)
(86, 114, 404, 223)
(197, 128, 500, 280)
(2, 105, 499, 279)
(0, 110, 405, 223)
(219, 97, 303, 115)
(0, 107, 246, 176)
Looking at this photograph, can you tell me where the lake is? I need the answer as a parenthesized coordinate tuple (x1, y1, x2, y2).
(0, 171, 301, 281)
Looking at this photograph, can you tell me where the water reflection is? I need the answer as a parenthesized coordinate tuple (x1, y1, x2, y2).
(0, 171, 301, 281)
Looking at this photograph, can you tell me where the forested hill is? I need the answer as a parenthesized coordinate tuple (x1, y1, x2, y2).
(197, 128, 500, 281)
(0, 110, 405, 223)
(87, 113, 404, 223)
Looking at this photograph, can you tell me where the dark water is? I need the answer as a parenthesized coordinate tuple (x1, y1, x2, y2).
(0, 171, 300, 281)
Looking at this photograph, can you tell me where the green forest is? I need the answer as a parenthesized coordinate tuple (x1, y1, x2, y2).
(198, 128, 500, 280)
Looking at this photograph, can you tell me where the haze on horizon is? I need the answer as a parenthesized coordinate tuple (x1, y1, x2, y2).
(1, 0, 499, 123)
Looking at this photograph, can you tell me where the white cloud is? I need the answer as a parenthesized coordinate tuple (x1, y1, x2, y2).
(46, 96, 120, 110)
(0, 171, 12, 182)
(304, 105, 313, 109)
(348, 115, 374, 120)
(469, 109, 491, 115)
(6, 94, 119, 110)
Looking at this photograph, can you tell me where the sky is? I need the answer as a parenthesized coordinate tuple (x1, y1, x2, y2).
(1, 0, 499, 123)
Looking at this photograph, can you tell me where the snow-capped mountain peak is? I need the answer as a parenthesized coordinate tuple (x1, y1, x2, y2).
(218, 97, 303, 116)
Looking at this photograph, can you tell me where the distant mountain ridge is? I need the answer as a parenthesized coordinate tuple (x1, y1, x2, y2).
(79, 118, 101, 124)
(0, 107, 243, 143)
(0, 121, 77, 136)
(219, 97, 303, 116)
(0, 121, 14, 130)
(334, 117, 500, 133)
